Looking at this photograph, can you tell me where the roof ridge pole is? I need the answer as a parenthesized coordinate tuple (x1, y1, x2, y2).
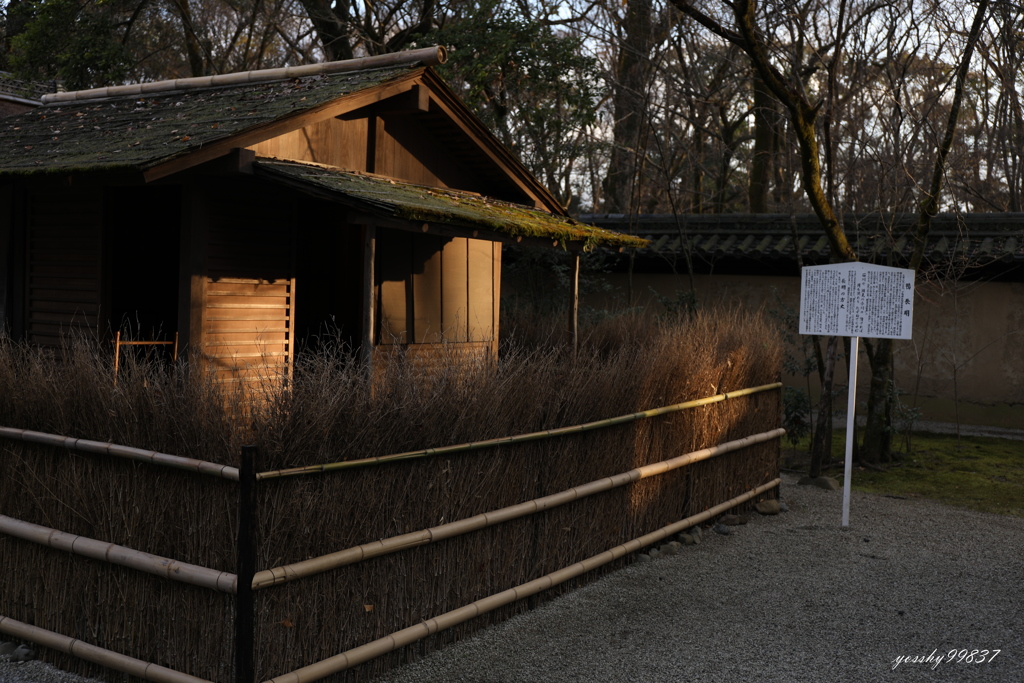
(41, 46, 448, 105)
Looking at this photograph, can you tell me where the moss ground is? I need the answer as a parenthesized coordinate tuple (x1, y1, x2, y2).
(782, 431, 1024, 517)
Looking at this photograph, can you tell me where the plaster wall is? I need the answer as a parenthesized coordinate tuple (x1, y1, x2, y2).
(585, 272, 1024, 428)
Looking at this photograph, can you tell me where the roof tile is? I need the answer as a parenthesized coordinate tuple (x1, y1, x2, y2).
(580, 213, 1024, 267)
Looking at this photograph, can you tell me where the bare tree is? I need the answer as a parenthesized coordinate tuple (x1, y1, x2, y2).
(861, 0, 991, 463)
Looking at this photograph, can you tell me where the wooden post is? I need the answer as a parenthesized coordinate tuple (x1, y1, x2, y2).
(178, 182, 208, 364)
(235, 445, 257, 683)
(361, 225, 376, 368)
(0, 185, 10, 331)
(568, 252, 580, 354)
(8, 186, 26, 339)
(113, 331, 121, 385)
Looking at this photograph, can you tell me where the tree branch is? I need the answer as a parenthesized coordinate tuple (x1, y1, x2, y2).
(910, 0, 991, 270)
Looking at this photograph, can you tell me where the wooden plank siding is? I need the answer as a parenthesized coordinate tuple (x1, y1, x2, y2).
(204, 185, 295, 386)
(248, 111, 482, 193)
(440, 235, 468, 341)
(292, 200, 363, 353)
(411, 232, 443, 343)
(468, 237, 500, 350)
(249, 117, 369, 171)
(372, 114, 481, 191)
(24, 189, 104, 345)
(376, 229, 499, 364)
(373, 341, 495, 373)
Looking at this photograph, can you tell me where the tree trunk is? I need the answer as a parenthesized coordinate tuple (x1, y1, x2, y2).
(692, 128, 705, 212)
(601, 0, 654, 213)
(861, 337, 894, 464)
(171, 0, 207, 76)
(298, 0, 354, 62)
(863, 0, 990, 462)
(809, 335, 839, 478)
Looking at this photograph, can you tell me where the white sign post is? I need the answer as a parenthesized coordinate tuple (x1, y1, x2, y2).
(799, 262, 915, 527)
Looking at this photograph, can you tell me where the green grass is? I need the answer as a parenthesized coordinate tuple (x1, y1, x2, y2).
(783, 431, 1024, 517)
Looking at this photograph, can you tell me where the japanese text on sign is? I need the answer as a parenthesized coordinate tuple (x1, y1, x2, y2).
(799, 262, 914, 340)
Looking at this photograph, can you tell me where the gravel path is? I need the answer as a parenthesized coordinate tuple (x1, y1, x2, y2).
(377, 473, 1023, 683)
(3, 473, 1022, 683)
(0, 659, 99, 683)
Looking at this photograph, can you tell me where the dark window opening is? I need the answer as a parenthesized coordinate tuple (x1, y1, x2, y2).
(107, 186, 181, 356)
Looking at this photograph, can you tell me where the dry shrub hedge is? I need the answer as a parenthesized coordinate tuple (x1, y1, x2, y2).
(0, 308, 781, 682)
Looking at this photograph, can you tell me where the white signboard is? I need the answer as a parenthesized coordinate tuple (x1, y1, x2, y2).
(799, 262, 915, 340)
(798, 261, 915, 528)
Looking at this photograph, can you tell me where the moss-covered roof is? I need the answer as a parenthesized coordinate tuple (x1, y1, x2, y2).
(0, 65, 417, 175)
(256, 159, 648, 250)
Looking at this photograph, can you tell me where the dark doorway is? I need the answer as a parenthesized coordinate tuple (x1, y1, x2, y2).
(293, 199, 363, 354)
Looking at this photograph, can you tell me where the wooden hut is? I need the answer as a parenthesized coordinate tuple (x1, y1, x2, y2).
(0, 47, 643, 385)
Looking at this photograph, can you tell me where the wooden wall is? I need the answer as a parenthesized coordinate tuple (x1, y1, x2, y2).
(372, 114, 481, 191)
(376, 228, 500, 362)
(249, 112, 481, 192)
(250, 117, 369, 171)
(22, 187, 104, 345)
(3, 175, 503, 379)
(3, 183, 180, 349)
(249, 100, 512, 366)
(200, 182, 296, 386)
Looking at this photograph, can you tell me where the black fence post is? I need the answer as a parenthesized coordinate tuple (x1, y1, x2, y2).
(236, 445, 257, 683)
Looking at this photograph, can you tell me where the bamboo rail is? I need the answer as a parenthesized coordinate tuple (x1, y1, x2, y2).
(0, 615, 214, 683)
(0, 515, 237, 593)
(0, 427, 239, 480)
(257, 382, 783, 479)
(264, 478, 781, 683)
(252, 427, 785, 589)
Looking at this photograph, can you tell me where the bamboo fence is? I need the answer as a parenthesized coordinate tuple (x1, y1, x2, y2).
(256, 383, 781, 479)
(252, 427, 785, 589)
(0, 426, 239, 479)
(0, 316, 783, 682)
(0, 616, 213, 683)
(0, 515, 237, 592)
(265, 478, 781, 683)
(0, 385, 780, 681)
